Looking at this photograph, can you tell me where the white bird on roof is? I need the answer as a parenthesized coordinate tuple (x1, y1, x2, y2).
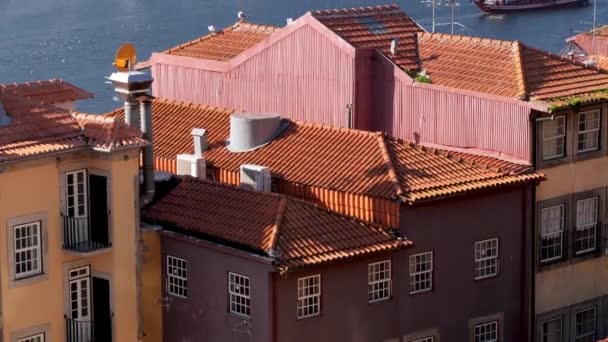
(208, 25, 216, 33)
(238, 11, 246, 21)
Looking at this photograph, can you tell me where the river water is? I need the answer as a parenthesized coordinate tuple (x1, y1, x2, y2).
(0, 0, 606, 112)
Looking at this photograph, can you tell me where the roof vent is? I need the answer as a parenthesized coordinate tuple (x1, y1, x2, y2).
(0, 103, 11, 126)
(240, 164, 271, 192)
(176, 154, 206, 179)
(227, 113, 284, 152)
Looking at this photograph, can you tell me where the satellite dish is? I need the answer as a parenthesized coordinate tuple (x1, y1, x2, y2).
(114, 43, 136, 72)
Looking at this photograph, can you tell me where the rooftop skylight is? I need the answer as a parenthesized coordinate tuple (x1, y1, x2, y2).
(355, 16, 389, 35)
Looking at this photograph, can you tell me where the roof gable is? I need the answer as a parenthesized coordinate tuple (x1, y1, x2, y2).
(311, 4, 424, 71)
(0, 79, 93, 105)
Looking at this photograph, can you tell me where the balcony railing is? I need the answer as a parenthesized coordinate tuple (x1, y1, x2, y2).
(62, 215, 111, 253)
(65, 316, 112, 342)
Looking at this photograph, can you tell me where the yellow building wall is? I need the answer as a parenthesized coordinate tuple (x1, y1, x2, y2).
(0, 150, 142, 341)
(141, 229, 162, 342)
(535, 156, 608, 314)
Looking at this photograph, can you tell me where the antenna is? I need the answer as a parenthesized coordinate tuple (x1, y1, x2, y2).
(114, 43, 136, 71)
(421, 0, 461, 33)
(592, 0, 597, 55)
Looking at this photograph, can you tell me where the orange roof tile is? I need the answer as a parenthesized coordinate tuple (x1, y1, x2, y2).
(583, 25, 608, 37)
(0, 81, 144, 162)
(311, 4, 423, 71)
(163, 21, 279, 61)
(0, 79, 93, 105)
(72, 112, 148, 151)
(143, 176, 410, 270)
(107, 98, 543, 203)
(417, 33, 608, 104)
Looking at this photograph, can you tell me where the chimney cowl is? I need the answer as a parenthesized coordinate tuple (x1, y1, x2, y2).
(108, 70, 153, 97)
(191, 128, 208, 156)
(227, 113, 285, 153)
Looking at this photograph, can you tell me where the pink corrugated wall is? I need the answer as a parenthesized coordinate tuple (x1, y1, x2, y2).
(372, 57, 532, 161)
(574, 35, 608, 56)
(152, 24, 355, 127)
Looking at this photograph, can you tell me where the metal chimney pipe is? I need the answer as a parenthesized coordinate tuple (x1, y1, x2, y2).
(125, 99, 140, 129)
(139, 96, 155, 205)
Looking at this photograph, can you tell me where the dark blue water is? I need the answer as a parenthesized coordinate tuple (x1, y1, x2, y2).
(0, 0, 606, 112)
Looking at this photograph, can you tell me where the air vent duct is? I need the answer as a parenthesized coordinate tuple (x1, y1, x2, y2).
(227, 113, 282, 153)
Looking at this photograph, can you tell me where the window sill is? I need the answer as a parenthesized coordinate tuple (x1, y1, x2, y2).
(62, 246, 112, 257)
(368, 297, 392, 305)
(409, 289, 433, 296)
(474, 274, 499, 281)
(573, 148, 605, 162)
(229, 312, 251, 321)
(9, 272, 48, 289)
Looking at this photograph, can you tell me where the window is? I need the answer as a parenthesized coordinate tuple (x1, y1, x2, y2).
(409, 252, 433, 294)
(14, 222, 42, 279)
(412, 337, 434, 342)
(577, 110, 600, 153)
(475, 238, 499, 280)
(166, 255, 188, 298)
(540, 205, 565, 263)
(474, 321, 498, 342)
(229, 272, 250, 317)
(368, 260, 391, 302)
(65, 169, 88, 218)
(541, 317, 563, 342)
(17, 334, 45, 342)
(68, 266, 90, 320)
(574, 307, 596, 342)
(297, 275, 320, 319)
(543, 116, 566, 160)
(575, 198, 598, 255)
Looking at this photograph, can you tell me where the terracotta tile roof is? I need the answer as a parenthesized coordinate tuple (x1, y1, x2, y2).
(417, 33, 608, 104)
(583, 25, 608, 37)
(0, 81, 144, 162)
(72, 112, 148, 151)
(163, 21, 279, 61)
(311, 4, 423, 71)
(0, 79, 93, 105)
(144, 176, 410, 270)
(107, 98, 543, 203)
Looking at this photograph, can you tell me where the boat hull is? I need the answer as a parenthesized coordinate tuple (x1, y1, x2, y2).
(474, 0, 587, 13)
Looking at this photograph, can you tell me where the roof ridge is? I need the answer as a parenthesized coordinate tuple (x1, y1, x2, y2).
(377, 133, 404, 198)
(293, 120, 382, 138)
(417, 32, 515, 46)
(512, 41, 529, 100)
(311, 3, 400, 16)
(266, 197, 287, 256)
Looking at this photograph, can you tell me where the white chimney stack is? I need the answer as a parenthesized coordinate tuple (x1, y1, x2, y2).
(390, 38, 399, 55)
(191, 128, 208, 157)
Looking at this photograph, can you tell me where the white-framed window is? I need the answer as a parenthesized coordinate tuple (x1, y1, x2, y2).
(17, 334, 45, 342)
(65, 169, 88, 218)
(577, 110, 600, 153)
(229, 272, 251, 317)
(541, 316, 563, 342)
(575, 197, 598, 255)
(68, 265, 91, 320)
(540, 205, 565, 263)
(475, 238, 499, 280)
(412, 337, 434, 342)
(409, 251, 433, 294)
(474, 320, 498, 342)
(297, 274, 320, 319)
(543, 116, 566, 160)
(167, 255, 188, 298)
(574, 307, 596, 342)
(14, 222, 43, 279)
(368, 260, 391, 302)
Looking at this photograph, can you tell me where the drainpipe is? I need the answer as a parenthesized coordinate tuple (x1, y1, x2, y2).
(346, 103, 353, 129)
(139, 96, 155, 205)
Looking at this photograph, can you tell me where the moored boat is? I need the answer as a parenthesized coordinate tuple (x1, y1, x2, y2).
(473, 0, 588, 13)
